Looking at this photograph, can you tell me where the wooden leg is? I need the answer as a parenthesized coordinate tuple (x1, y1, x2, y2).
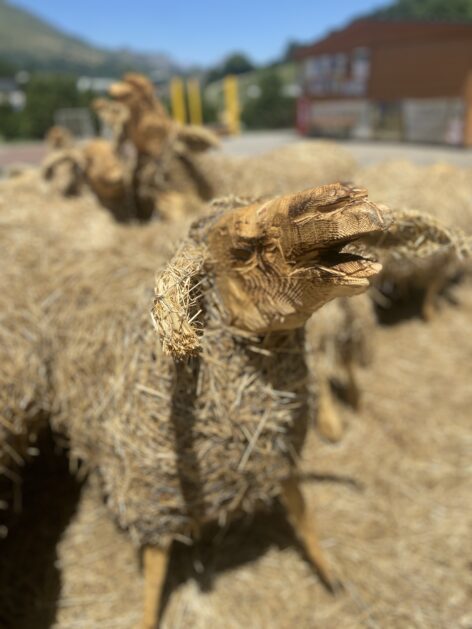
(316, 374, 343, 443)
(281, 477, 339, 593)
(140, 544, 170, 629)
(345, 359, 361, 411)
(422, 279, 440, 321)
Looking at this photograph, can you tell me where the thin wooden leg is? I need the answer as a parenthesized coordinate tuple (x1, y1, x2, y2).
(316, 373, 343, 443)
(140, 544, 170, 629)
(345, 359, 361, 411)
(422, 278, 441, 321)
(281, 477, 340, 593)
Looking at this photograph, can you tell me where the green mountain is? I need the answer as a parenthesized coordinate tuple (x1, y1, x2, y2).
(0, 0, 178, 77)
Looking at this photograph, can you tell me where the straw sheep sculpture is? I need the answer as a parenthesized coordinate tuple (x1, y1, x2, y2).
(44, 125, 74, 150)
(300, 205, 471, 443)
(107, 74, 356, 221)
(362, 207, 472, 320)
(307, 294, 375, 442)
(108, 72, 170, 158)
(42, 147, 86, 197)
(47, 183, 388, 628)
(92, 96, 130, 151)
(357, 161, 472, 318)
(42, 137, 135, 221)
(41, 73, 356, 225)
(1, 177, 470, 623)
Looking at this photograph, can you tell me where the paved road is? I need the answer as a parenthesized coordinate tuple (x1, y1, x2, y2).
(1, 131, 471, 169)
(0, 141, 47, 169)
(221, 130, 472, 167)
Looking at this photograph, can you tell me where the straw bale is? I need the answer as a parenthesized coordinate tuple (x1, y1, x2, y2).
(356, 160, 472, 235)
(204, 140, 357, 198)
(0, 190, 62, 530)
(1, 283, 470, 628)
(0, 176, 124, 532)
(0, 242, 49, 532)
(0, 181, 470, 627)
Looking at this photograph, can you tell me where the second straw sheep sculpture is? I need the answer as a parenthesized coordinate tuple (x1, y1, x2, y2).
(49, 183, 388, 628)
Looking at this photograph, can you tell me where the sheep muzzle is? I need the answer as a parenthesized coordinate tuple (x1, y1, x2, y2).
(205, 183, 389, 333)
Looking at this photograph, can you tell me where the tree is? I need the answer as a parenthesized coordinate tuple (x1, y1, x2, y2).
(282, 40, 303, 62)
(371, 0, 472, 21)
(0, 104, 22, 140)
(0, 57, 17, 77)
(241, 70, 296, 130)
(206, 52, 255, 84)
(19, 74, 93, 139)
(222, 53, 255, 75)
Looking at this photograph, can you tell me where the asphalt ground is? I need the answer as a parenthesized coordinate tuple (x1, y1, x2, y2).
(1, 130, 471, 169)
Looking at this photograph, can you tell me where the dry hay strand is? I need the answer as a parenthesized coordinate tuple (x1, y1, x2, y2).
(0, 288, 49, 535)
(92, 97, 130, 149)
(50, 475, 143, 629)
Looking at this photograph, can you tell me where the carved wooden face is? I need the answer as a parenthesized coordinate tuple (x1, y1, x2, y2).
(206, 184, 388, 333)
(108, 74, 155, 112)
(82, 140, 127, 202)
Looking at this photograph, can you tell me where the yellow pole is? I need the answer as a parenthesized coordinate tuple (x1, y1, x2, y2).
(170, 77, 186, 124)
(224, 74, 240, 135)
(187, 79, 203, 125)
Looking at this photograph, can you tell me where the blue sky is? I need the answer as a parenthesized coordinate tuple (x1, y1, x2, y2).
(15, 0, 384, 66)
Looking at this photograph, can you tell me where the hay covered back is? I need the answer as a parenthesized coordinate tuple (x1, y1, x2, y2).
(1, 282, 471, 628)
(49, 196, 313, 548)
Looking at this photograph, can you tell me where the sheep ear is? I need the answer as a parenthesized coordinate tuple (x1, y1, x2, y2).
(41, 149, 85, 179)
(152, 241, 206, 360)
(175, 125, 219, 153)
(122, 73, 155, 101)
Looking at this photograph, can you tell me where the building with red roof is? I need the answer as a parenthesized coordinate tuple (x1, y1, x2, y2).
(295, 19, 472, 145)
